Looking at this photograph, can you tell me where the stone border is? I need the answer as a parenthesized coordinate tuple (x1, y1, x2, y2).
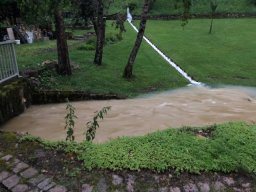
(0, 152, 67, 192)
(31, 91, 126, 104)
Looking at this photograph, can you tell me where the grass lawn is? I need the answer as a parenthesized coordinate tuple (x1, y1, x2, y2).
(142, 18, 256, 86)
(15, 23, 187, 97)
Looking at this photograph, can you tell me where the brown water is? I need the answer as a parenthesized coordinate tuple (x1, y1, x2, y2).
(1, 86, 256, 143)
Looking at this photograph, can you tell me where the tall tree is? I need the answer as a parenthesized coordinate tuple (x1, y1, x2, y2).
(123, 0, 150, 79)
(209, 0, 218, 34)
(72, 0, 113, 66)
(0, 0, 20, 25)
(54, 4, 71, 75)
(71, 0, 98, 33)
(94, 0, 105, 65)
(18, 0, 72, 75)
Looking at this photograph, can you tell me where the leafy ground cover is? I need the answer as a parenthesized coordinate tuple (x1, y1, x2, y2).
(1, 124, 256, 191)
(142, 18, 256, 86)
(17, 122, 256, 174)
(15, 23, 187, 97)
(110, 0, 256, 15)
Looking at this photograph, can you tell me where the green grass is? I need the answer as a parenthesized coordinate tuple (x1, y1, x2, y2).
(142, 18, 256, 86)
(21, 122, 256, 173)
(109, 0, 256, 15)
(16, 19, 256, 95)
(15, 23, 187, 97)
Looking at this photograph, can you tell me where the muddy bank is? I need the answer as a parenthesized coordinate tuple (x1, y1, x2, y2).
(1, 86, 256, 143)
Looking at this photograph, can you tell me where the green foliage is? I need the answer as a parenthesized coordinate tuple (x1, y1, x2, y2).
(181, 0, 192, 28)
(38, 70, 60, 90)
(17, 0, 71, 25)
(85, 106, 111, 142)
(109, 0, 256, 15)
(65, 99, 77, 141)
(128, 2, 137, 12)
(79, 122, 256, 173)
(86, 37, 97, 46)
(18, 122, 256, 173)
(210, 0, 218, 13)
(249, 0, 256, 5)
(105, 33, 122, 45)
(77, 44, 95, 51)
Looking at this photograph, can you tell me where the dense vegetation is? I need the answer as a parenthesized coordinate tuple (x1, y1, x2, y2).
(20, 122, 256, 173)
(110, 0, 256, 15)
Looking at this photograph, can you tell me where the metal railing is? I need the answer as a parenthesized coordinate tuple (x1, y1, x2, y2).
(0, 40, 19, 84)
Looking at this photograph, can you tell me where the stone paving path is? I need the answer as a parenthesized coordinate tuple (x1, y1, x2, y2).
(0, 152, 67, 192)
(0, 150, 255, 192)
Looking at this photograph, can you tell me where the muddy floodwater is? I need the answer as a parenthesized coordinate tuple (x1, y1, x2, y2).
(2, 86, 256, 143)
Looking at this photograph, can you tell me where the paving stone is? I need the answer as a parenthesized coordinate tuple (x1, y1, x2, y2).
(1, 155, 13, 161)
(159, 187, 169, 192)
(197, 182, 210, 192)
(81, 183, 94, 192)
(112, 174, 123, 186)
(11, 184, 29, 192)
(97, 177, 107, 192)
(28, 189, 40, 192)
(170, 187, 181, 192)
(82, 184, 93, 192)
(213, 181, 226, 191)
(28, 174, 46, 186)
(43, 182, 56, 191)
(12, 159, 21, 165)
(223, 177, 235, 186)
(184, 183, 199, 192)
(127, 175, 135, 192)
(242, 183, 251, 188)
(233, 187, 243, 192)
(20, 167, 38, 179)
(13, 162, 29, 173)
(37, 178, 52, 189)
(49, 185, 67, 192)
(154, 175, 160, 183)
(2, 175, 20, 189)
(0, 171, 11, 182)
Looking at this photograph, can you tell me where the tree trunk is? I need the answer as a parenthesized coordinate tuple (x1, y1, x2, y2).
(94, 0, 105, 65)
(90, 16, 98, 34)
(209, 15, 214, 34)
(123, 0, 150, 79)
(54, 8, 72, 75)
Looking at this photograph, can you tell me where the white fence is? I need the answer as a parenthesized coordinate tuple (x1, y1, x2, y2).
(0, 41, 19, 84)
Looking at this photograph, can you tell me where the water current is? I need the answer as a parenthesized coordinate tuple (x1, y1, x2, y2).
(2, 86, 256, 143)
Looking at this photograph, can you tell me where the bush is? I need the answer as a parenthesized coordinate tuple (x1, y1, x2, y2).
(128, 2, 137, 12)
(105, 33, 122, 45)
(77, 44, 95, 51)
